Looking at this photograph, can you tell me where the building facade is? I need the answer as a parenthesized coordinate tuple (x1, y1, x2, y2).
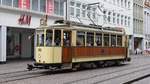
(68, 0, 133, 53)
(144, 0, 150, 50)
(132, 0, 144, 53)
(0, 0, 64, 62)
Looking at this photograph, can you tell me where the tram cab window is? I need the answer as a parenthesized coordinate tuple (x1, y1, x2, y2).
(87, 32, 94, 46)
(46, 30, 52, 46)
(37, 30, 44, 46)
(96, 33, 102, 46)
(104, 34, 109, 47)
(117, 35, 122, 47)
(111, 35, 116, 47)
(76, 31, 85, 46)
(63, 31, 71, 46)
(54, 30, 61, 46)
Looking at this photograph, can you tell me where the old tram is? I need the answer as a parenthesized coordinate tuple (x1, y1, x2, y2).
(27, 20, 130, 70)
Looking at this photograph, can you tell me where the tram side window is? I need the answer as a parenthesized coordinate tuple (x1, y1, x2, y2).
(96, 33, 102, 46)
(63, 31, 71, 46)
(104, 34, 109, 47)
(87, 32, 94, 46)
(117, 35, 122, 47)
(46, 30, 53, 46)
(111, 35, 116, 47)
(76, 31, 85, 46)
(54, 30, 61, 46)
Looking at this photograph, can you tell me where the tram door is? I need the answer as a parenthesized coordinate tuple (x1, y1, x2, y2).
(62, 31, 72, 63)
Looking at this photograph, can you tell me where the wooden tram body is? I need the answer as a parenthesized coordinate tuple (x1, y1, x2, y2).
(28, 21, 130, 70)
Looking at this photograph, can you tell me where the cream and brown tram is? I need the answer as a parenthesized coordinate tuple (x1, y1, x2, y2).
(27, 21, 130, 70)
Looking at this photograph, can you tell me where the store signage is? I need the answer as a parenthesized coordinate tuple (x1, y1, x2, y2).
(18, 0, 30, 9)
(46, 0, 54, 15)
(18, 14, 31, 25)
(145, 0, 150, 7)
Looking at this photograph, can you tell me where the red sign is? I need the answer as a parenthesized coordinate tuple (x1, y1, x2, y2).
(18, 0, 30, 9)
(46, 0, 54, 15)
(18, 14, 31, 25)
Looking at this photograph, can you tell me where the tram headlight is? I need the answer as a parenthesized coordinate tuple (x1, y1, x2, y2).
(38, 54, 41, 58)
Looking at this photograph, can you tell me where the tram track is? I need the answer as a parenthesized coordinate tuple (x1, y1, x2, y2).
(64, 63, 150, 84)
(0, 69, 48, 83)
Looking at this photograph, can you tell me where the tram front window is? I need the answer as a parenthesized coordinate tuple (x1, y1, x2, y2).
(37, 30, 44, 46)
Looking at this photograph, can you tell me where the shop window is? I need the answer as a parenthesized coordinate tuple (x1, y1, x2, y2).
(111, 35, 116, 47)
(46, 30, 53, 46)
(96, 33, 102, 46)
(40, 0, 46, 12)
(104, 34, 109, 47)
(87, 32, 94, 46)
(31, 0, 39, 11)
(117, 35, 122, 47)
(76, 31, 85, 46)
(13, 0, 18, 7)
(2, 0, 12, 6)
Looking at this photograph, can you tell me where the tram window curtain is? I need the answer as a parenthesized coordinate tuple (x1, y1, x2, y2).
(2, 0, 12, 6)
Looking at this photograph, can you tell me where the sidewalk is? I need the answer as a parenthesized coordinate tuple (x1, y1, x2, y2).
(0, 59, 33, 74)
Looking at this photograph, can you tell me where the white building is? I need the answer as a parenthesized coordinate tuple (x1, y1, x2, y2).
(132, 0, 144, 54)
(0, 0, 64, 63)
(68, 0, 133, 53)
(144, 0, 150, 50)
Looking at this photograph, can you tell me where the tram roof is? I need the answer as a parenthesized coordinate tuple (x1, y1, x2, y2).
(37, 20, 125, 34)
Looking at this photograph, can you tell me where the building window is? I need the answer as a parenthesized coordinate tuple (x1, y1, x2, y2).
(108, 12, 111, 23)
(117, 14, 120, 24)
(2, 0, 12, 6)
(82, 4, 86, 18)
(124, 0, 127, 8)
(40, 0, 46, 12)
(128, 17, 130, 26)
(92, 8, 96, 19)
(128, 1, 130, 9)
(54, 0, 64, 16)
(113, 13, 116, 24)
(87, 6, 91, 18)
(13, 0, 18, 7)
(76, 3, 81, 17)
(125, 16, 127, 26)
(121, 0, 123, 7)
(31, 0, 39, 11)
(121, 15, 124, 25)
(70, 1, 75, 16)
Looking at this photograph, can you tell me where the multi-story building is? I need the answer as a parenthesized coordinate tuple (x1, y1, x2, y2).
(132, 0, 144, 53)
(68, 0, 133, 53)
(144, 0, 150, 50)
(0, 0, 64, 63)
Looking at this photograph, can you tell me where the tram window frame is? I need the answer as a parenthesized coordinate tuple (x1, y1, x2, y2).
(95, 33, 102, 46)
(36, 30, 44, 47)
(104, 34, 109, 47)
(63, 31, 71, 47)
(45, 30, 53, 47)
(111, 35, 116, 47)
(76, 31, 85, 46)
(54, 30, 61, 46)
(86, 32, 94, 46)
(117, 35, 122, 47)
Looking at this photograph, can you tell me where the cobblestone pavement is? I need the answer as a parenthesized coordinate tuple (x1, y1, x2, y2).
(0, 55, 150, 84)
